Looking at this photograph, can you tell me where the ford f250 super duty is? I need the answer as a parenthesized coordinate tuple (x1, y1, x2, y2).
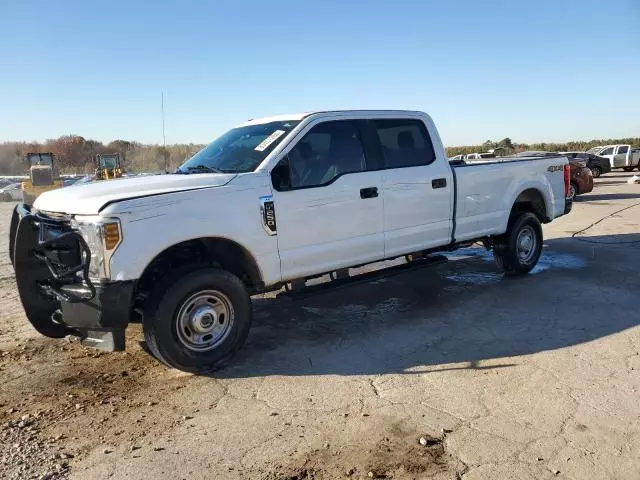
(9, 110, 572, 372)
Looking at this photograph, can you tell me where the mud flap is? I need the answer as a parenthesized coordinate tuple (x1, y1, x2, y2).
(13, 215, 73, 338)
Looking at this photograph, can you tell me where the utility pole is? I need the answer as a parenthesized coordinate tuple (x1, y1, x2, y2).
(161, 91, 168, 172)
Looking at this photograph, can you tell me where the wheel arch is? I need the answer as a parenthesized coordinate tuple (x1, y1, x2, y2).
(509, 188, 550, 225)
(132, 236, 264, 313)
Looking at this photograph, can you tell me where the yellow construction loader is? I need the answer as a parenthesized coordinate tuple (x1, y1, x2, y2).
(95, 153, 124, 181)
(21, 152, 63, 205)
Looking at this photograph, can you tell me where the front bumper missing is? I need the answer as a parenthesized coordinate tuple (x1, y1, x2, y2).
(9, 204, 132, 351)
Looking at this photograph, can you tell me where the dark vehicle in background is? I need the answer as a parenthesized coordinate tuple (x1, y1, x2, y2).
(561, 152, 610, 178)
(567, 160, 593, 200)
(513, 151, 593, 200)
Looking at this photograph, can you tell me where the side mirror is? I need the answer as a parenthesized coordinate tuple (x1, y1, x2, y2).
(271, 160, 292, 191)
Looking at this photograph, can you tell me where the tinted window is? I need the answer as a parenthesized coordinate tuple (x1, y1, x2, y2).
(600, 147, 614, 155)
(287, 121, 366, 189)
(618, 146, 629, 154)
(373, 119, 435, 168)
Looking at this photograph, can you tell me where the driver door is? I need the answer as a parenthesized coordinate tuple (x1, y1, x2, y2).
(270, 120, 384, 281)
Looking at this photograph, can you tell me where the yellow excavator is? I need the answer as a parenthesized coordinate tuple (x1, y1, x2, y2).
(21, 152, 63, 205)
(95, 153, 124, 181)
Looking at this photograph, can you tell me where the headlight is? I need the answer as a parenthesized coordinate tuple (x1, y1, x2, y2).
(72, 217, 122, 280)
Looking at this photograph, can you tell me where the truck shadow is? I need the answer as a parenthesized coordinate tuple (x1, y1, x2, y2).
(215, 234, 640, 379)
(599, 174, 637, 179)
(595, 180, 633, 187)
(578, 192, 640, 201)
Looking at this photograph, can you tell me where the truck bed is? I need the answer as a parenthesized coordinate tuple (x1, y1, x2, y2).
(451, 155, 567, 242)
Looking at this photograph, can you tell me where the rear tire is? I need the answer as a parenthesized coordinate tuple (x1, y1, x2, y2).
(493, 213, 543, 276)
(623, 167, 634, 172)
(590, 166, 602, 178)
(567, 182, 578, 200)
(143, 267, 252, 373)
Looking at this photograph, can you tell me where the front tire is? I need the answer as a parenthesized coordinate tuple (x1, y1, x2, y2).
(143, 268, 252, 373)
(590, 166, 602, 178)
(493, 212, 543, 275)
(623, 167, 634, 172)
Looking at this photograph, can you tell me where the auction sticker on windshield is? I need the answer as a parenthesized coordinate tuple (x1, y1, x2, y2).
(255, 130, 286, 152)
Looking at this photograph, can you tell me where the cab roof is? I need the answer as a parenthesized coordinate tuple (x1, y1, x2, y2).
(236, 110, 427, 127)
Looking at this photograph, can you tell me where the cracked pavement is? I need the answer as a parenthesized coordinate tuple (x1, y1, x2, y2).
(0, 171, 639, 479)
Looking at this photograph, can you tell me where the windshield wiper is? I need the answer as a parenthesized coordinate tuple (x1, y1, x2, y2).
(185, 165, 223, 174)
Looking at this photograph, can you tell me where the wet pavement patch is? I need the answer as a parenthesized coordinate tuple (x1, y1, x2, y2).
(445, 246, 586, 275)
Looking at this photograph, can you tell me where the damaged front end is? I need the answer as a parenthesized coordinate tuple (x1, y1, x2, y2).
(9, 204, 132, 351)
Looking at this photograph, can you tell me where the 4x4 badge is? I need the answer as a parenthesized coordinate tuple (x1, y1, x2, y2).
(260, 195, 277, 235)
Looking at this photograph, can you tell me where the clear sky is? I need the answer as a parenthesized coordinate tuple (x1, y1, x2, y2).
(1, 0, 638, 146)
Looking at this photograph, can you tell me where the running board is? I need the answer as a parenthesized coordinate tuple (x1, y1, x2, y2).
(278, 255, 448, 299)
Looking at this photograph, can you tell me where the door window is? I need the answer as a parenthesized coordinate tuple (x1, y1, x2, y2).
(286, 121, 366, 189)
(373, 119, 436, 168)
(617, 146, 629, 154)
(599, 147, 614, 155)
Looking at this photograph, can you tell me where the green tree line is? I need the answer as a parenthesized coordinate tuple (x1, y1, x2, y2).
(446, 137, 640, 157)
(1, 134, 639, 176)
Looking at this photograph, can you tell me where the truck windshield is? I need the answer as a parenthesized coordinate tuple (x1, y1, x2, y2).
(178, 120, 299, 174)
(586, 147, 603, 154)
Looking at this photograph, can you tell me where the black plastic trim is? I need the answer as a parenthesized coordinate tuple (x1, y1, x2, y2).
(450, 166, 458, 244)
(564, 198, 573, 215)
(61, 281, 134, 330)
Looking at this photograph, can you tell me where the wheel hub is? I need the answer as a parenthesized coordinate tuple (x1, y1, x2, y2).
(516, 226, 537, 263)
(175, 290, 234, 352)
(190, 306, 217, 333)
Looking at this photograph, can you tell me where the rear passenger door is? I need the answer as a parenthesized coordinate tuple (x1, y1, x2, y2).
(373, 118, 453, 257)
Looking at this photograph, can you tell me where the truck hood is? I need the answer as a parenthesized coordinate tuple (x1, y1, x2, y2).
(33, 173, 236, 215)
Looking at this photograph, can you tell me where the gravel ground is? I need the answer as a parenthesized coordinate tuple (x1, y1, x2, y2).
(0, 171, 639, 479)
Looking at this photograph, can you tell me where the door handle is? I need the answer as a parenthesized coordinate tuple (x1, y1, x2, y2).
(360, 187, 378, 199)
(432, 178, 447, 189)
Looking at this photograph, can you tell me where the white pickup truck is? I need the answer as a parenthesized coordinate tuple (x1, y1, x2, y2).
(587, 144, 640, 171)
(9, 110, 572, 372)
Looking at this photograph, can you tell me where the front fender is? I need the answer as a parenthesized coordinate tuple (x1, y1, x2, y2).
(107, 185, 280, 285)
